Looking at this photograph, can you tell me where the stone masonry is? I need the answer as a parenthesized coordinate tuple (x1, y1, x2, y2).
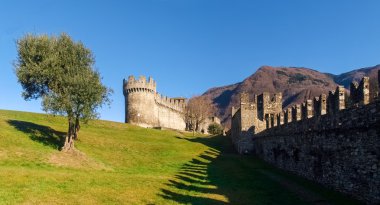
(230, 92, 282, 153)
(230, 71, 380, 203)
(123, 75, 221, 132)
(123, 76, 186, 130)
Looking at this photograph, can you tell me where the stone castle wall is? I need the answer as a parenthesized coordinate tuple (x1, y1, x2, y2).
(123, 76, 186, 130)
(230, 92, 281, 153)
(230, 72, 380, 203)
(254, 99, 379, 203)
(230, 99, 255, 154)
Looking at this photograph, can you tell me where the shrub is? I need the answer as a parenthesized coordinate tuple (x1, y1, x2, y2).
(207, 123, 223, 135)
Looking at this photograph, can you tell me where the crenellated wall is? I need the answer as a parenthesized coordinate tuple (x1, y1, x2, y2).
(291, 104, 301, 122)
(253, 99, 380, 204)
(327, 86, 345, 114)
(247, 72, 380, 204)
(258, 92, 282, 121)
(123, 75, 186, 130)
(230, 92, 282, 153)
(230, 94, 257, 154)
(313, 94, 327, 116)
(301, 99, 313, 119)
(230, 71, 380, 203)
(350, 77, 370, 106)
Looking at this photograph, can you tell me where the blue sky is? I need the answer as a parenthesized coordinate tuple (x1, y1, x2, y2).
(1, 0, 379, 122)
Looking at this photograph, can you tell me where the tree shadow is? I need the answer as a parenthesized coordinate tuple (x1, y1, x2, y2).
(159, 135, 308, 205)
(7, 120, 65, 150)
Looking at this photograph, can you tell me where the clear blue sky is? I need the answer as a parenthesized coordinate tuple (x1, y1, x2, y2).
(1, 0, 379, 122)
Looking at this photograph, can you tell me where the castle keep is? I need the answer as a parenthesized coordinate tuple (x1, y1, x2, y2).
(123, 76, 186, 130)
(230, 71, 380, 203)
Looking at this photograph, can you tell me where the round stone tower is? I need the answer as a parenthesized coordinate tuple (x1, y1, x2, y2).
(123, 75, 157, 127)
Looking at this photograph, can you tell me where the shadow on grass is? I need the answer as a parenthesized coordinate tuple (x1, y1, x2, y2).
(7, 120, 65, 150)
(159, 135, 307, 205)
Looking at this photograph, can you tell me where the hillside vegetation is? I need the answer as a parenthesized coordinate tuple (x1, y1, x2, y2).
(0, 110, 358, 204)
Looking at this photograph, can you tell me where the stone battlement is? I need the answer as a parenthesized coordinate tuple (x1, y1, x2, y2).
(232, 72, 380, 150)
(123, 75, 157, 94)
(230, 91, 282, 153)
(230, 70, 380, 203)
(350, 76, 370, 106)
(254, 94, 379, 203)
(123, 75, 220, 133)
(154, 93, 186, 113)
(123, 75, 186, 130)
(263, 80, 373, 130)
(123, 75, 185, 113)
(258, 92, 282, 121)
(258, 73, 378, 134)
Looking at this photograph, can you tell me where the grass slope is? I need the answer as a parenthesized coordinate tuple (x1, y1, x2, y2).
(0, 110, 359, 204)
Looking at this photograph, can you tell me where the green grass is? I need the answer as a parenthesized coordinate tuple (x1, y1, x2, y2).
(0, 109, 360, 204)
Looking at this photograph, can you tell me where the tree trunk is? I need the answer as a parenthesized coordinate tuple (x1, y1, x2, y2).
(62, 134, 74, 151)
(73, 117, 80, 140)
(61, 118, 75, 151)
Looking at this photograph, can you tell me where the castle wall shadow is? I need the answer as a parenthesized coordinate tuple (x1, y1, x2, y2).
(158, 135, 316, 205)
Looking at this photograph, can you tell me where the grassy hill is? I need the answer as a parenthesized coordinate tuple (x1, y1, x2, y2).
(0, 110, 359, 204)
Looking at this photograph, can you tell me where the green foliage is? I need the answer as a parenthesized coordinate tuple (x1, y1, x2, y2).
(207, 123, 223, 135)
(14, 33, 112, 149)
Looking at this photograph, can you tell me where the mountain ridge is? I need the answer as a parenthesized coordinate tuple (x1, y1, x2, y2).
(201, 64, 380, 127)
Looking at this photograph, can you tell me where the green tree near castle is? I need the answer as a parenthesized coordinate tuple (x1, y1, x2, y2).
(14, 33, 112, 151)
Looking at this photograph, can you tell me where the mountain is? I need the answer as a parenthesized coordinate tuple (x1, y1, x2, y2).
(333, 65, 380, 97)
(202, 65, 380, 128)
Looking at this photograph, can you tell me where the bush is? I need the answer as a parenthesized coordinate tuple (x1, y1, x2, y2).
(207, 123, 223, 135)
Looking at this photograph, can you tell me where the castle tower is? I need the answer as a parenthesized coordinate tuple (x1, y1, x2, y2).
(123, 75, 157, 127)
(257, 92, 282, 121)
(240, 93, 257, 131)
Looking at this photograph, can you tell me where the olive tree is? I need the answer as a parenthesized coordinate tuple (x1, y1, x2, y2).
(15, 33, 112, 151)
